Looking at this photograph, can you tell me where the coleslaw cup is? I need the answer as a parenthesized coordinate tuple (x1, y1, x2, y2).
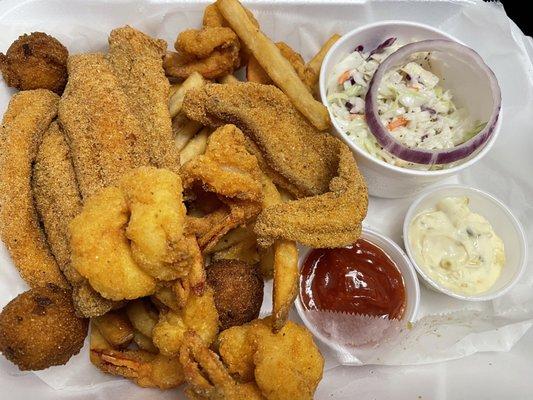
(319, 21, 502, 198)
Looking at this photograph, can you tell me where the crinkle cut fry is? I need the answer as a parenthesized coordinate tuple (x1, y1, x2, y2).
(0, 89, 68, 288)
(108, 26, 180, 172)
(32, 120, 118, 316)
(254, 142, 368, 248)
(182, 83, 338, 198)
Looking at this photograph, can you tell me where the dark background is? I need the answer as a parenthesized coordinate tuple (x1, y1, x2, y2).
(498, 1, 531, 35)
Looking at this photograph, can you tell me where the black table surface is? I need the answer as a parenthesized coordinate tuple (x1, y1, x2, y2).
(499, 0, 531, 36)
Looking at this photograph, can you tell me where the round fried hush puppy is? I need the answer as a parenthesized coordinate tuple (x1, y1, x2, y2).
(0, 285, 88, 370)
(207, 260, 263, 330)
(0, 32, 68, 94)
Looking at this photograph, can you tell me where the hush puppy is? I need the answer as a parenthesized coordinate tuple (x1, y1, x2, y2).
(0, 32, 68, 94)
(0, 284, 88, 370)
(206, 260, 263, 330)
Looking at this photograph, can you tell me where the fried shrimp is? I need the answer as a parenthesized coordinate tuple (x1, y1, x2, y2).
(0, 285, 88, 371)
(0, 89, 68, 289)
(152, 288, 219, 356)
(180, 331, 265, 400)
(216, 317, 324, 400)
(90, 323, 184, 390)
(69, 186, 156, 300)
(70, 167, 204, 300)
(177, 28, 239, 59)
(181, 124, 264, 251)
(119, 167, 189, 281)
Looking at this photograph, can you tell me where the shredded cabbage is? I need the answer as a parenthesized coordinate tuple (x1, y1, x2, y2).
(327, 41, 483, 170)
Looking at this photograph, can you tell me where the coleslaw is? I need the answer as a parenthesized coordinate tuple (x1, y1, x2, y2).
(326, 38, 484, 170)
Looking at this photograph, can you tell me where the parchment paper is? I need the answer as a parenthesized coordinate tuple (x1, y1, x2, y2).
(0, 0, 531, 397)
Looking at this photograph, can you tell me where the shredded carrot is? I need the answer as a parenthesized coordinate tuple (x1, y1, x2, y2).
(337, 70, 351, 84)
(387, 116, 408, 131)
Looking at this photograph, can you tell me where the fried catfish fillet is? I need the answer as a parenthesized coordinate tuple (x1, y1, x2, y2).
(108, 26, 180, 171)
(254, 142, 368, 248)
(32, 121, 118, 316)
(0, 89, 68, 288)
(181, 124, 263, 252)
(182, 82, 338, 198)
(59, 53, 147, 198)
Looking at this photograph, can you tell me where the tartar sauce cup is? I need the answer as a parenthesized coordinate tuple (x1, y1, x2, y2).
(295, 227, 420, 354)
(319, 21, 502, 198)
(403, 184, 528, 301)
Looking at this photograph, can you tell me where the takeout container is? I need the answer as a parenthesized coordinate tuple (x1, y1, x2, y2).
(403, 184, 527, 301)
(295, 227, 420, 353)
(319, 21, 502, 198)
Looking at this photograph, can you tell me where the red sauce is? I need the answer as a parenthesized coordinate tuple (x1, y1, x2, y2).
(300, 239, 406, 319)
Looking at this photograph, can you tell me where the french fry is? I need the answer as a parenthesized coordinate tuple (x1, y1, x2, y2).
(208, 226, 253, 253)
(169, 71, 205, 118)
(216, 0, 330, 130)
(306, 33, 341, 87)
(90, 322, 113, 351)
(133, 331, 159, 353)
(259, 173, 299, 331)
(172, 112, 203, 151)
(92, 310, 135, 348)
(153, 284, 182, 312)
(219, 74, 240, 84)
(126, 300, 159, 338)
(179, 127, 210, 165)
(169, 83, 182, 99)
(212, 234, 260, 264)
(272, 239, 299, 332)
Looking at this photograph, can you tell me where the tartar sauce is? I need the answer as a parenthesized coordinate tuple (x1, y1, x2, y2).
(409, 196, 505, 295)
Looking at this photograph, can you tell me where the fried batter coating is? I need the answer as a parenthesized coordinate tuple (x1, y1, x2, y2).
(251, 319, 324, 400)
(181, 124, 264, 251)
(0, 89, 68, 289)
(180, 331, 264, 400)
(182, 83, 338, 198)
(108, 26, 180, 171)
(217, 318, 324, 400)
(152, 288, 219, 356)
(59, 53, 147, 199)
(207, 260, 263, 330)
(119, 167, 189, 281)
(164, 47, 240, 81)
(0, 285, 88, 370)
(177, 28, 239, 59)
(70, 186, 156, 300)
(32, 121, 118, 316)
(0, 32, 68, 94)
(254, 143, 368, 248)
(91, 344, 184, 389)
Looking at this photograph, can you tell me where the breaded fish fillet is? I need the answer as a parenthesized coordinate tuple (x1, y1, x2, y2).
(254, 143, 368, 248)
(32, 122, 117, 317)
(59, 53, 148, 199)
(0, 89, 68, 288)
(108, 26, 180, 171)
(182, 83, 338, 198)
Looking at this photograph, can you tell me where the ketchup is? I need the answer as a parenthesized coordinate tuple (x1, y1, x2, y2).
(300, 239, 406, 319)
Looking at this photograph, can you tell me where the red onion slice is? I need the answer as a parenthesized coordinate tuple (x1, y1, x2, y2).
(365, 39, 501, 165)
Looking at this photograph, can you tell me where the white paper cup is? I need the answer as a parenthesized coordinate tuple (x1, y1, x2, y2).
(403, 184, 527, 301)
(295, 227, 420, 352)
(319, 21, 502, 198)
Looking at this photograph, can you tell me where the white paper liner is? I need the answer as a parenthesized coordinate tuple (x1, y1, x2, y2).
(0, 0, 531, 395)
